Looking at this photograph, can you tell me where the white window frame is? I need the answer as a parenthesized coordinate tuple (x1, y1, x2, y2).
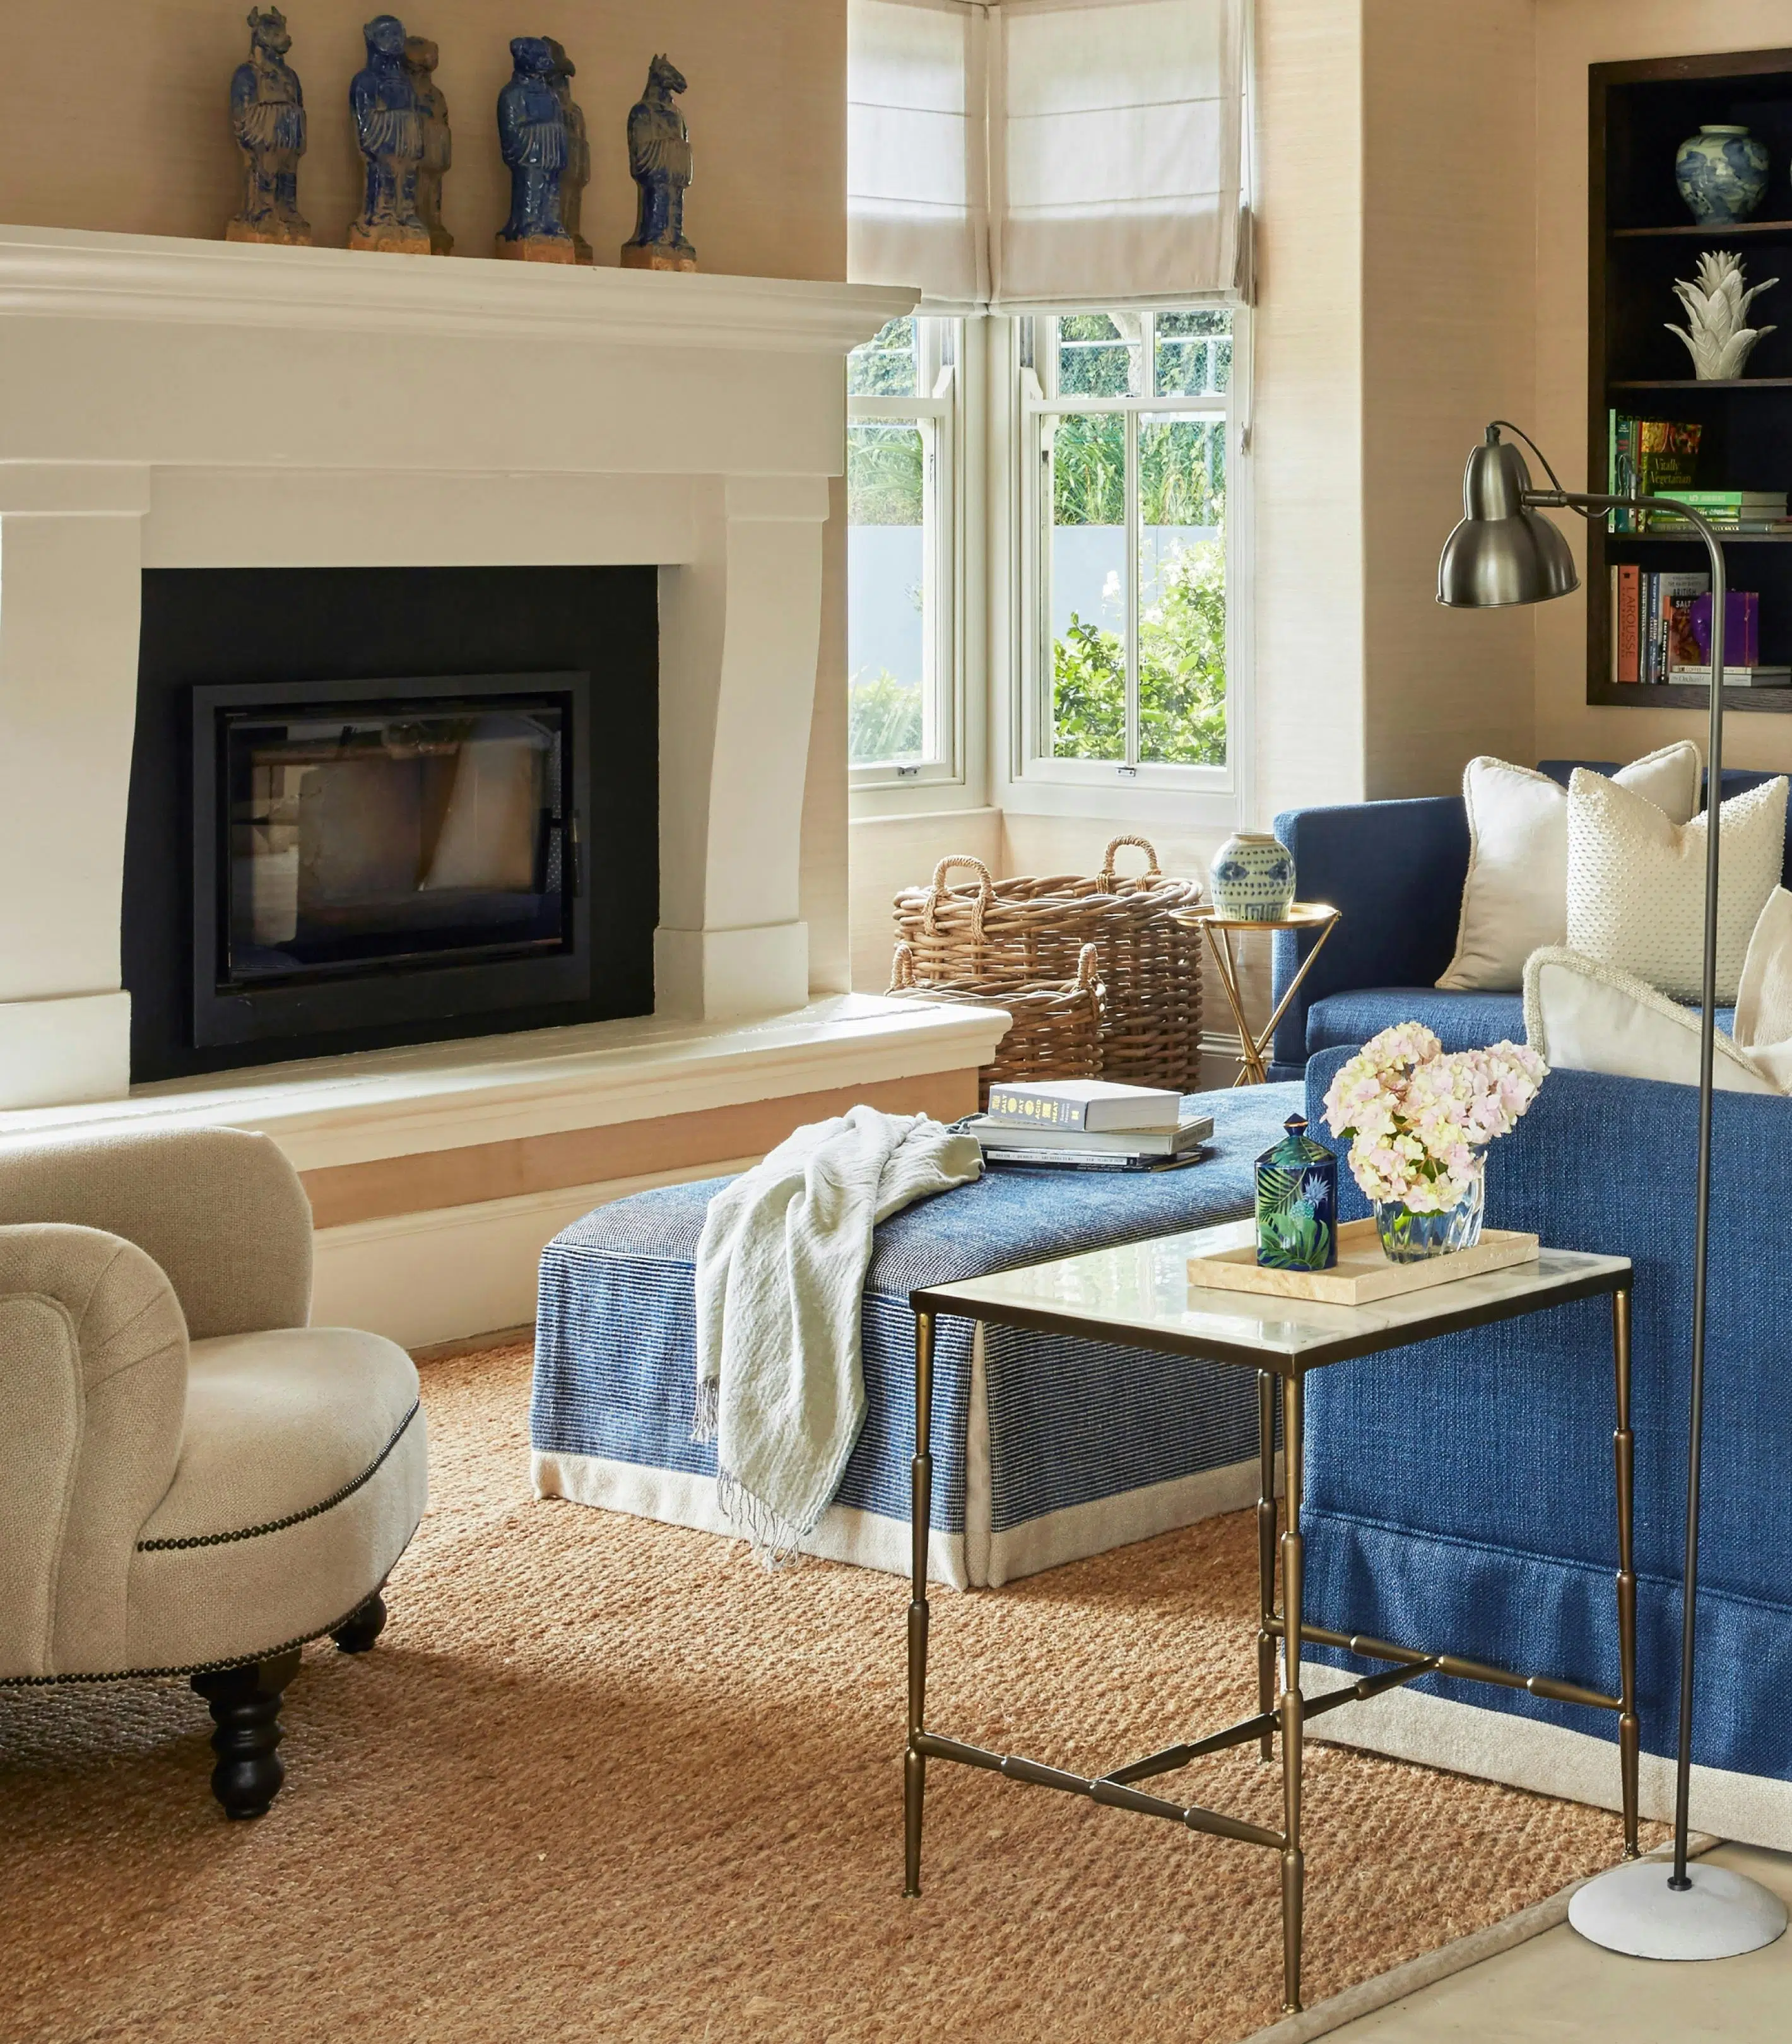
(846, 318, 965, 797)
(1011, 306, 1248, 814)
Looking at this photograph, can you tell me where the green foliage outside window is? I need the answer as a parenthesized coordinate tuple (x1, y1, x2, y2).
(847, 668, 923, 762)
(1051, 537, 1227, 767)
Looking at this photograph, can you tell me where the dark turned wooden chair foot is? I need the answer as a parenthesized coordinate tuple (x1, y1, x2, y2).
(190, 1647, 303, 1819)
(331, 1588, 388, 1655)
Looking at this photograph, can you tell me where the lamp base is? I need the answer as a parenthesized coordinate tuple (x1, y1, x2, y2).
(1569, 1859, 1788, 1959)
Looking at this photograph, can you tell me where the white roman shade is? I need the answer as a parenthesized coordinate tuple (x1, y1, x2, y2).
(848, 0, 991, 311)
(848, 0, 1247, 311)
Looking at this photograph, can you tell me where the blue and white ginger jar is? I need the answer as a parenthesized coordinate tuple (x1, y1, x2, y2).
(1254, 1114, 1338, 1272)
(1675, 125, 1769, 227)
(1210, 831, 1294, 920)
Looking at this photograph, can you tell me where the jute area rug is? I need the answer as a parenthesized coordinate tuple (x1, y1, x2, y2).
(0, 1341, 1657, 2043)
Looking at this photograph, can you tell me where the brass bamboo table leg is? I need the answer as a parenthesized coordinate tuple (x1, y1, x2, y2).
(1280, 1373, 1306, 2012)
(1613, 1286, 1640, 1858)
(904, 1309, 934, 1898)
(1179, 904, 1340, 1088)
(1257, 1370, 1278, 1763)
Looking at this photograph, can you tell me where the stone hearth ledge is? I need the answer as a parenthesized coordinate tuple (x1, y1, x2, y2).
(0, 997, 1008, 1346)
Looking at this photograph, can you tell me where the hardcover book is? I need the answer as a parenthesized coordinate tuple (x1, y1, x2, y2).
(982, 1079, 1182, 1132)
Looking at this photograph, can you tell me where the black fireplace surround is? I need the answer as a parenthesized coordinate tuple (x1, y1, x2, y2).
(126, 568, 658, 1082)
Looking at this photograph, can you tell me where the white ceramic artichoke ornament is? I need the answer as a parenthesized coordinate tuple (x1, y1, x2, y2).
(1666, 249, 1778, 380)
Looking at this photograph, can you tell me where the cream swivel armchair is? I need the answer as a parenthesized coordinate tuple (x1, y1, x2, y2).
(0, 1125, 427, 1818)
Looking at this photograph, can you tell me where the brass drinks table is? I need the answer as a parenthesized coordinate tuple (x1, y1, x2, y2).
(904, 1220, 1638, 2014)
(1173, 902, 1341, 1086)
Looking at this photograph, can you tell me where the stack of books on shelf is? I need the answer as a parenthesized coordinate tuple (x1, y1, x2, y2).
(1609, 570, 1789, 685)
(1647, 490, 1792, 534)
(965, 1079, 1215, 1173)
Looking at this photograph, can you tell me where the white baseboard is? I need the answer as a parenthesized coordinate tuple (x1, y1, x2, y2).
(1306, 1665, 1792, 1851)
(310, 1158, 758, 1348)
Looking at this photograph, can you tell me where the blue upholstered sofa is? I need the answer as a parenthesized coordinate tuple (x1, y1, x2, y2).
(1260, 764, 1792, 1842)
(1298, 1047, 1792, 1847)
(1266, 761, 1792, 1081)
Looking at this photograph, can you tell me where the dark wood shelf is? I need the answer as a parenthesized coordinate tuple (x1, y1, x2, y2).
(1591, 681, 1792, 714)
(1608, 378, 1792, 390)
(1607, 530, 1792, 542)
(1612, 218, 1792, 238)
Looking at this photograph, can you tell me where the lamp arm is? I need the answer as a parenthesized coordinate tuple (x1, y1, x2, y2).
(1532, 481, 1724, 1890)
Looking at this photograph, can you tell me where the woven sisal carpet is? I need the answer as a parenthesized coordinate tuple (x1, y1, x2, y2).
(0, 1342, 1654, 2043)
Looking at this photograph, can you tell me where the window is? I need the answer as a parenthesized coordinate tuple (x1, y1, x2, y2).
(846, 317, 958, 785)
(1020, 307, 1235, 786)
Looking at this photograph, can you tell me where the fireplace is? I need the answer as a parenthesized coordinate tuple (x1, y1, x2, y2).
(126, 566, 656, 1080)
(193, 673, 590, 1048)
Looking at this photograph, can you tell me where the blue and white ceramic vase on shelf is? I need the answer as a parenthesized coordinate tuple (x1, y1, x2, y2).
(1675, 124, 1769, 226)
(1210, 831, 1295, 920)
(1254, 1115, 1338, 1272)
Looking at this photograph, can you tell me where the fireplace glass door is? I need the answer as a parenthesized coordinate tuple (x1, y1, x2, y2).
(225, 704, 567, 982)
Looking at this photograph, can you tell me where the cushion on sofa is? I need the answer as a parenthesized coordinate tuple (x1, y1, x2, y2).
(1438, 743, 1701, 994)
(1567, 769, 1788, 1004)
(1522, 948, 1767, 1093)
(1305, 987, 1526, 1059)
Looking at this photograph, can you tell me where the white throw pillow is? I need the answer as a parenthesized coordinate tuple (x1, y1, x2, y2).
(1731, 886, 1792, 1090)
(1566, 771, 1788, 1004)
(1437, 743, 1701, 992)
(1522, 947, 1779, 1094)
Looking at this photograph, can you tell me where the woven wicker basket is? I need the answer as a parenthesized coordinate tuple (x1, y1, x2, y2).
(888, 941, 1104, 1110)
(890, 837, 1204, 1090)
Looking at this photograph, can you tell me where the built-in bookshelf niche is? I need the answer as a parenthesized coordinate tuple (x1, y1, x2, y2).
(1590, 46, 1792, 716)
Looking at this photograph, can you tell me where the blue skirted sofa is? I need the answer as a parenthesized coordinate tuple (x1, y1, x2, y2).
(1297, 1048, 1792, 1847)
(1266, 762, 1792, 1082)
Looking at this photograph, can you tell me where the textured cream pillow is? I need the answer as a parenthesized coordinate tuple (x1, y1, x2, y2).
(1566, 772, 1788, 1004)
(1437, 743, 1701, 992)
(1523, 948, 1779, 1093)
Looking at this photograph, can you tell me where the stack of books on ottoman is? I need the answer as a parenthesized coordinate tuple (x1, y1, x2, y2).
(964, 1080, 1214, 1173)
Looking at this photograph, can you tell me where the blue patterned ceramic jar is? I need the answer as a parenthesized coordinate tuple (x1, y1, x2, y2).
(1210, 832, 1295, 920)
(1675, 125, 1769, 226)
(1255, 1114, 1338, 1271)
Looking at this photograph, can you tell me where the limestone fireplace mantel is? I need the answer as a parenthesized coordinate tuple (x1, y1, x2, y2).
(0, 221, 916, 1110)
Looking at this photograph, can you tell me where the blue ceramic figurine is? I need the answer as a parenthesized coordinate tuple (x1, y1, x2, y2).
(227, 8, 310, 245)
(1254, 1115, 1338, 1272)
(622, 55, 697, 271)
(545, 39, 593, 264)
(403, 36, 452, 256)
(348, 15, 430, 254)
(497, 37, 574, 262)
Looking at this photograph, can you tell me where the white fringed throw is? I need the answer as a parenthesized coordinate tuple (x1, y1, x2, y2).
(693, 1107, 982, 1565)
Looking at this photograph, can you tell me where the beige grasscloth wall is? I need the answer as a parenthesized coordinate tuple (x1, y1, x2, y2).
(0, 0, 853, 996)
(1535, 0, 1792, 776)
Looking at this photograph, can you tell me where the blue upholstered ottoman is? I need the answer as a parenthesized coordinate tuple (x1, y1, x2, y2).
(531, 1084, 1301, 1585)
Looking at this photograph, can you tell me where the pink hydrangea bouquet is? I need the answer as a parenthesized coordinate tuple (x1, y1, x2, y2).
(1320, 1023, 1547, 1221)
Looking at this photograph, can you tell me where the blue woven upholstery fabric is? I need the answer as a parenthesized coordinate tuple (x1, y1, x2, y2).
(533, 1085, 1300, 1547)
(1300, 1045, 1792, 1787)
(1304, 988, 1527, 1059)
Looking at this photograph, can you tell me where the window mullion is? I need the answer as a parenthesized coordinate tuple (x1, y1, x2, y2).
(1124, 406, 1140, 768)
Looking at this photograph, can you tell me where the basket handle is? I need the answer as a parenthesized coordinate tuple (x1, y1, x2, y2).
(922, 855, 996, 939)
(887, 941, 917, 993)
(1073, 942, 1102, 993)
(1099, 835, 1161, 884)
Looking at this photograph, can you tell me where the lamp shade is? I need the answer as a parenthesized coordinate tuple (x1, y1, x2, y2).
(1437, 433, 1579, 608)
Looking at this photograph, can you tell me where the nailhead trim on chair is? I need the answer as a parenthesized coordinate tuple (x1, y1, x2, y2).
(0, 1568, 416, 1686)
(134, 1399, 421, 1553)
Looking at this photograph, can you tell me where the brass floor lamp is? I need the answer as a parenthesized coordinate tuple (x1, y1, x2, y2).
(1437, 421, 1788, 1960)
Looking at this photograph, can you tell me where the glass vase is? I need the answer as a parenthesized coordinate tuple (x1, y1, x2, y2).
(1373, 1168, 1485, 1263)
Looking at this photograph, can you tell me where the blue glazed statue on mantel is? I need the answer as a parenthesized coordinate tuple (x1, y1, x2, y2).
(348, 14, 430, 254)
(622, 55, 697, 271)
(227, 7, 310, 245)
(496, 37, 574, 262)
